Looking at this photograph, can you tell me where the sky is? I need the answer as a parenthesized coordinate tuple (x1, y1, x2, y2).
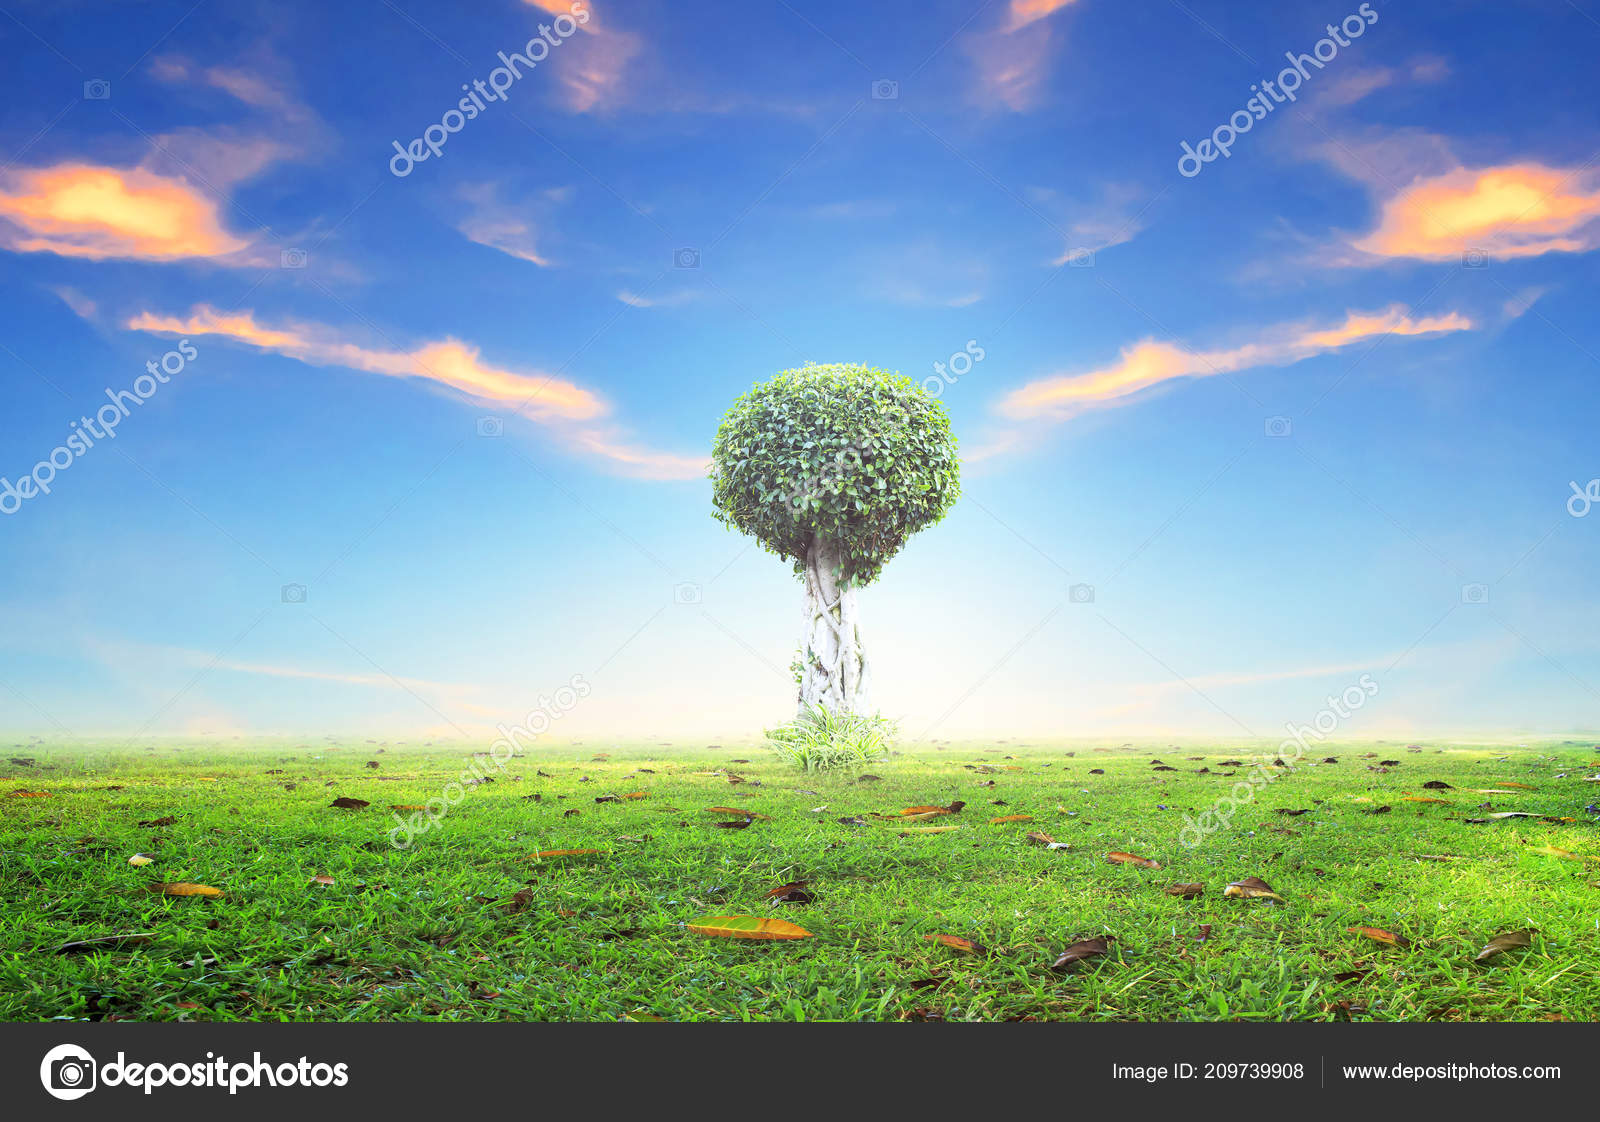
(1, 0, 1598, 744)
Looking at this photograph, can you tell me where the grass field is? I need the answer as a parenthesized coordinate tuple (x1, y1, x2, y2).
(4, 737, 1599, 1022)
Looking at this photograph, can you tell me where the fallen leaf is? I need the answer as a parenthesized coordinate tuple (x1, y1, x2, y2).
(1165, 883, 1204, 898)
(923, 933, 986, 955)
(527, 849, 604, 859)
(1107, 851, 1161, 869)
(989, 814, 1033, 824)
(1050, 936, 1111, 970)
(128, 853, 156, 867)
(153, 883, 222, 897)
(1402, 796, 1449, 804)
(901, 801, 964, 816)
(898, 825, 961, 834)
(766, 881, 814, 905)
(138, 815, 178, 828)
(1223, 877, 1284, 901)
(8, 790, 50, 797)
(688, 915, 811, 940)
(1422, 780, 1452, 790)
(1528, 845, 1596, 861)
(390, 804, 427, 811)
(713, 818, 753, 829)
(329, 797, 369, 810)
(308, 875, 335, 887)
(1475, 929, 1533, 962)
(1349, 925, 1411, 949)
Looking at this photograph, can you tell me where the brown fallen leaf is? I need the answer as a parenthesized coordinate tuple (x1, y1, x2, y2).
(688, 915, 811, 940)
(504, 887, 535, 913)
(1475, 929, 1533, 962)
(153, 883, 222, 897)
(924, 933, 986, 955)
(1402, 796, 1450, 804)
(713, 817, 753, 829)
(329, 797, 369, 810)
(901, 801, 964, 816)
(1050, 936, 1111, 970)
(1107, 851, 1161, 869)
(138, 815, 178, 828)
(989, 814, 1033, 824)
(1165, 883, 1204, 898)
(308, 874, 335, 887)
(1223, 876, 1284, 901)
(1421, 780, 1452, 790)
(766, 881, 814, 906)
(389, 804, 427, 811)
(1348, 925, 1411, 949)
(527, 849, 604, 859)
(704, 806, 771, 820)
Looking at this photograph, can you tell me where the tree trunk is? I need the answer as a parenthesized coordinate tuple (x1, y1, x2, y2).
(798, 536, 869, 715)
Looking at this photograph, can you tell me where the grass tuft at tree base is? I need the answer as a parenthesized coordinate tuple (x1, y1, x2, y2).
(763, 703, 895, 772)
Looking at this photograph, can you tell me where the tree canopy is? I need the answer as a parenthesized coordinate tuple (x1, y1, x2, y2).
(709, 362, 960, 585)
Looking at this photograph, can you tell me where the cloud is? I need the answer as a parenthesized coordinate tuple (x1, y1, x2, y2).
(1318, 55, 1450, 108)
(49, 285, 97, 320)
(616, 288, 699, 308)
(998, 305, 1474, 421)
(963, 23, 1057, 112)
(125, 305, 707, 478)
(1351, 163, 1600, 262)
(1039, 182, 1149, 264)
(454, 182, 559, 267)
(964, 0, 1081, 111)
(126, 305, 603, 418)
(0, 164, 251, 262)
(1005, 0, 1082, 31)
(521, 0, 640, 113)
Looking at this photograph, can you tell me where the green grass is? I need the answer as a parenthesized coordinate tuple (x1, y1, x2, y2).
(3, 737, 1598, 1022)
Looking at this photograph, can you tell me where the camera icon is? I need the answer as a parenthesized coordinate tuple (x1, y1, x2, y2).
(280, 247, 308, 268)
(1069, 582, 1095, 604)
(40, 1044, 97, 1100)
(1461, 582, 1489, 605)
(871, 79, 899, 100)
(1065, 247, 1095, 268)
(673, 581, 702, 605)
(673, 247, 700, 269)
(1264, 415, 1293, 438)
(281, 583, 308, 604)
(1461, 248, 1490, 268)
(83, 79, 111, 100)
(476, 416, 504, 437)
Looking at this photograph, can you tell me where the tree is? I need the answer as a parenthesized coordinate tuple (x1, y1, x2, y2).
(710, 362, 960, 715)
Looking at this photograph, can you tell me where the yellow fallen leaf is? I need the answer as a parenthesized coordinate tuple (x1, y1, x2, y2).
(128, 853, 155, 867)
(687, 915, 811, 940)
(154, 882, 222, 897)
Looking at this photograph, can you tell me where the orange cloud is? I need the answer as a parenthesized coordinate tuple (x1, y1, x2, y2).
(1006, 0, 1081, 30)
(0, 164, 249, 261)
(126, 305, 603, 419)
(999, 305, 1473, 420)
(1353, 163, 1600, 261)
(126, 305, 707, 478)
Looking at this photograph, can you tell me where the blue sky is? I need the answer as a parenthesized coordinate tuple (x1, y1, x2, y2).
(1, 0, 1598, 742)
